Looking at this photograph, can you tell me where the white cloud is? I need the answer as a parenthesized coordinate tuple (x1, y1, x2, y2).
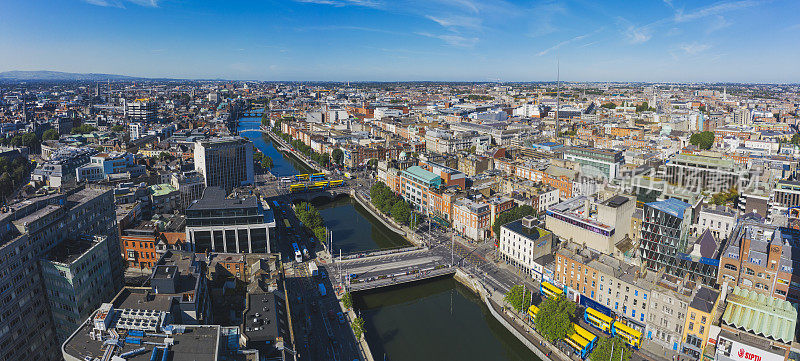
(537, 28, 603, 56)
(624, 25, 652, 44)
(293, 0, 381, 8)
(680, 42, 710, 55)
(674, 0, 760, 22)
(706, 15, 732, 33)
(416, 32, 478, 47)
(425, 15, 482, 30)
(83, 0, 159, 7)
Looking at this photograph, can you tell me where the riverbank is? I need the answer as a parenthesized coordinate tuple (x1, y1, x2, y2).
(261, 126, 326, 174)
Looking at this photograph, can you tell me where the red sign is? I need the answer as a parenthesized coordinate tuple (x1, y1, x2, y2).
(739, 348, 762, 361)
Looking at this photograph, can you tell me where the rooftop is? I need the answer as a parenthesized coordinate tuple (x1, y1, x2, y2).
(188, 186, 259, 211)
(401, 165, 441, 184)
(689, 285, 719, 314)
(646, 198, 691, 219)
(722, 286, 797, 344)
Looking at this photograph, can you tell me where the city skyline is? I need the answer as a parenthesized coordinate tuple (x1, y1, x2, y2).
(2, 0, 799, 82)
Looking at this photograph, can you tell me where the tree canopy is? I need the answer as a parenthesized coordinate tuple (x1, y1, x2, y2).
(533, 295, 576, 342)
(370, 181, 412, 225)
(492, 205, 536, 237)
(503, 285, 534, 313)
(689, 131, 715, 150)
(601, 102, 616, 109)
(635, 102, 655, 112)
(332, 149, 344, 165)
(0, 156, 31, 200)
(71, 124, 98, 134)
(42, 129, 59, 141)
(590, 336, 632, 361)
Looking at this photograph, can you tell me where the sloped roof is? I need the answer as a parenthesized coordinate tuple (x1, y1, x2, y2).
(722, 286, 797, 344)
(646, 198, 691, 219)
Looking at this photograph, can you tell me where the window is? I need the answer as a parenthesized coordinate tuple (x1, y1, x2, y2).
(745, 268, 755, 275)
(688, 322, 694, 331)
(724, 264, 737, 271)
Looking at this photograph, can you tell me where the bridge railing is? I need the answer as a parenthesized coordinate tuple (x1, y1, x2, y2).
(337, 245, 425, 261)
(347, 265, 454, 291)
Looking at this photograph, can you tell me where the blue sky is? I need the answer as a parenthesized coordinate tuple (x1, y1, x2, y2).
(1, 0, 798, 82)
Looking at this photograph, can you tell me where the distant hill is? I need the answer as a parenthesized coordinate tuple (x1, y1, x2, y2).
(0, 70, 141, 81)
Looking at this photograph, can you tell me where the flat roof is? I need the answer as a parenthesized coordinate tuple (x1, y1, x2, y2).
(44, 236, 102, 265)
(187, 186, 258, 211)
(401, 166, 440, 183)
(646, 198, 691, 219)
(63, 309, 220, 361)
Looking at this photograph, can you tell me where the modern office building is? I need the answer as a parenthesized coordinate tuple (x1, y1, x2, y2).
(194, 137, 254, 193)
(666, 153, 741, 193)
(499, 216, 553, 278)
(545, 195, 635, 257)
(641, 199, 719, 286)
(40, 235, 119, 342)
(186, 187, 275, 253)
(398, 165, 442, 213)
(75, 151, 146, 182)
(563, 146, 624, 180)
(126, 98, 157, 122)
(0, 187, 123, 361)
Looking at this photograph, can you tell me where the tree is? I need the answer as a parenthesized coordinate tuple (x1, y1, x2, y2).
(110, 124, 126, 132)
(391, 200, 411, 225)
(503, 285, 534, 313)
(261, 155, 273, 170)
(42, 129, 59, 141)
(351, 316, 365, 339)
(590, 336, 632, 361)
(689, 131, 715, 150)
(635, 102, 655, 112)
(71, 124, 98, 134)
(601, 102, 616, 109)
(313, 227, 327, 245)
(367, 158, 378, 169)
(534, 295, 576, 342)
(492, 205, 536, 237)
(790, 133, 800, 146)
(698, 105, 707, 113)
(332, 149, 344, 165)
(342, 292, 353, 309)
(320, 153, 330, 167)
(158, 152, 174, 162)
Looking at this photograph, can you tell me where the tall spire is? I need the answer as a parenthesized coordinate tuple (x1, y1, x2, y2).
(555, 59, 560, 141)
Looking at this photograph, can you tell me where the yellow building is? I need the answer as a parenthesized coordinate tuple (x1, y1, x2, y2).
(680, 285, 721, 360)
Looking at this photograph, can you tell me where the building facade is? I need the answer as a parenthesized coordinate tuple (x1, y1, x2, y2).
(186, 187, 275, 253)
(194, 137, 254, 193)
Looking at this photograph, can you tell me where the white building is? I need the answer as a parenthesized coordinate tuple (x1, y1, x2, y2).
(499, 216, 553, 278)
(695, 206, 737, 240)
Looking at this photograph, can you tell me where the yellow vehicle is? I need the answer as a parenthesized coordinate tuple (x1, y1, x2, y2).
(584, 307, 613, 333)
(540, 281, 563, 299)
(329, 179, 343, 187)
(294, 174, 310, 181)
(313, 181, 329, 187)
(527, 304, 539, 321)
(612, 322, 642, 349)
(289, 184, 307, 192)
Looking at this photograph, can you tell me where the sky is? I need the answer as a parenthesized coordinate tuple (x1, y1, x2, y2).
(1, 0, 799, 82)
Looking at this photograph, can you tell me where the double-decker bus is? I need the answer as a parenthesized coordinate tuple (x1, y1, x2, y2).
(565, 328, 592, 359)
(289, 184, 306, 192)
(612, 322, 642, 349)
(573, 323, 598, 349)
(294, 174, 310, 181)
(527, 304, 539, 323)
(329, 179, 344, 187)
(540, 281, 564, 299)
(292, 243, 303, 263)
(584, 307, 613, 333)
(310, 173, 326, 181)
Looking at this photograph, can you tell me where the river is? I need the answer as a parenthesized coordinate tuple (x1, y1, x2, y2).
(354, 277, 540, 361)
(317, 196, 409, 254)
(237, 117, 313, 177)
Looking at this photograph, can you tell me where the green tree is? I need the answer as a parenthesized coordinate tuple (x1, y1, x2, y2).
(71, 124, 98, 134)
(635, 102, 655, 112)
(261, 155, 273, 170)
(110, 124, 126, 132)
(342, 292, 352, 309)
(332, 149, 344, 165)
(391, 200, 411, 225)
(590, 336, 632, 361)
(698, 105, 707, 113)
(158, 152, 174, 162)
(320, 153, 330, 166)
(790, 133, 800, 146)
(601, 102, 616, 109)
(42, 129, 59, 141)
(534, 295, 576, 342)
(313, 227, 327, 245)
(503, 285, 534, 313)
(367, 158, 378, 169)
(351, 316, 365, 339)
(492, 205, 536, 237)
(689, 131, 715, 150)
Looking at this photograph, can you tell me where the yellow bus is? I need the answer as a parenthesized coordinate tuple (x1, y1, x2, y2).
(527, 304, 539, 321)
(540, 281, 563, 299)
(584, 307, 613, 333)
(313, 181, 329, 187)
(567, 331, 592, 359)
(573, 323, 597, 348)
(612, 322, 642, 349)
(289, 184, 306, 192)
(294, 174, 309, 181)
(329, 179, 344, 187)
(312, 172, 325, 177)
